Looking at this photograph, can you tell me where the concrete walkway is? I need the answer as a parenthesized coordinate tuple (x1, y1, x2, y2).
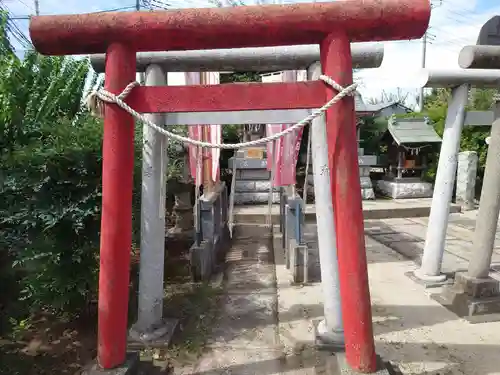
(233, 198, 461, 224)
(173, 227, 357, 375)
(365, 210, 500, 274)
(174, 209, 500, 375)
(173, 226, 286, 375)
(273, 210, 500, 374)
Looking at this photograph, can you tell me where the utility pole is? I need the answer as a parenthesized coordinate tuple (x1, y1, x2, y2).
(419, 0, 443, 111)
(34, 0, 40, 15)
(136, 0, 145, 84)
(418, 31, 427, 111)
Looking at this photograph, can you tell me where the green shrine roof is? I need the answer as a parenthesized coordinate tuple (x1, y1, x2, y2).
(387, 116, 442, 145)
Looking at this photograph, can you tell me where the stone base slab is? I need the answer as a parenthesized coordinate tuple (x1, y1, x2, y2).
(305, 173, 375, 200)
(321, 353, 392, 375)
(430, 272, 500, 323)
(314, 320, 345, 352)
(376, 179, 433, 199)
(81, 353, 138, 375)
(128, 319, 179, 349)
(405, 270, 454, 289)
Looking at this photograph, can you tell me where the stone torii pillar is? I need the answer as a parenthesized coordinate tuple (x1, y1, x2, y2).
(30, 1, 430, 371)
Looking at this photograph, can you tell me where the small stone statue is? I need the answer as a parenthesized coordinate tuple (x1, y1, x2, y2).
(167, 144, 194, 238)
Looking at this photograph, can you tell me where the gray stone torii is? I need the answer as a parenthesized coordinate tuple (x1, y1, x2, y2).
(428, 17, 500, 322)
(89, 43, 384, 344)
(408, 67, 500, 286)
(412, 16, 500, 289)
(91, 43, 383, 73)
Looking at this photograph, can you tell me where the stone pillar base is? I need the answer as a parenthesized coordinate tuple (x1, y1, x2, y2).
(319, 352, 393, 375)
(405, 270, 453, 289)
(431, 271, 500, 323)
(128, 318, 179, 349)
(81, 353, 138, 375)
(314, 319, 345, 351)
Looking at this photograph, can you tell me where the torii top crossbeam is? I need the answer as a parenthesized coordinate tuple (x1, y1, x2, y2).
(30, 0, 430, 55)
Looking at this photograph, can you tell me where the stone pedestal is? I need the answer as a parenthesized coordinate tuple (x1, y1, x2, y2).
(376, 177, 433, 199)
(431, 271, 500, 323)
(229, 148, 279, 205)
(456, 151, 478, 211)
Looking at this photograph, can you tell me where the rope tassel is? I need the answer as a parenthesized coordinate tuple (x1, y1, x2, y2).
(86, 91, 105, 118)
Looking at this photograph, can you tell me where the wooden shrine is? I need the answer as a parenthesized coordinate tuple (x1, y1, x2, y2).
(376, 116, 442, 199)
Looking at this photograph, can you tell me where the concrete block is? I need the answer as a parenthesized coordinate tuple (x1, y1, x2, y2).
(358, 155, 377, 166)
(376, 179, 433, 199)
(431, 272, 500, 323)
(81, 352, 138, 375)
(290, 244, 309, 283)
(454, 271, 500, 298)
(189, 240, 213, 282)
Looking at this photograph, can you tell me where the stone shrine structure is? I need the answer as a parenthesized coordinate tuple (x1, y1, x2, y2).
(228, 123, 279, 204)
(305, 92, 412, 201)
(376, 116, 442, 199)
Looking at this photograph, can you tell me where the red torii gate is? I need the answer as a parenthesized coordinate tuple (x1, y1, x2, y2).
(29, 1, 429, 372)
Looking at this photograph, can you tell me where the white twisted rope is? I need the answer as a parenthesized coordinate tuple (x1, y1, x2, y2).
(86, 75, 358, 149)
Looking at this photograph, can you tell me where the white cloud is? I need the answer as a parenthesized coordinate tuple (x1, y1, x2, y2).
(6, 0, 500, 107)
(357, 0, 500, 106)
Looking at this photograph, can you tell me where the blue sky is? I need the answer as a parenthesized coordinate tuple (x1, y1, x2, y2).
(4, 0, 500, 105)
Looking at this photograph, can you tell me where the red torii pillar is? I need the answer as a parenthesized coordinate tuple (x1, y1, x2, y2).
(29, 1, 429, 372)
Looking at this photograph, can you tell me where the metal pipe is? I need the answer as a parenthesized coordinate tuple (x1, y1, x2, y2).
(90, 43, 385, 73)
(321, 33, 376, 373)
(29, 0, 430, 55)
